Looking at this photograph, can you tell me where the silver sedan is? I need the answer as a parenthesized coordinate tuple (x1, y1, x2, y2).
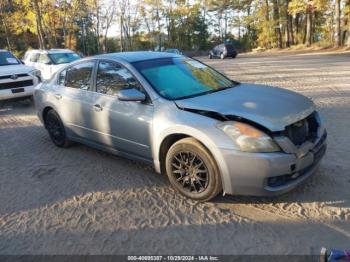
(34, 52, 327, 201)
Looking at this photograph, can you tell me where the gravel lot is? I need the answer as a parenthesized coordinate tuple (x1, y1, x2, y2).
(0, 52, 349, 255)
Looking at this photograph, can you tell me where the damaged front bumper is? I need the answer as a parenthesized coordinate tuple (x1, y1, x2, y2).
(219, 131, 327, 196)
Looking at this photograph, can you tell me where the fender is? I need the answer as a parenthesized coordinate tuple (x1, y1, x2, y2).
(152, 123, 234, 195)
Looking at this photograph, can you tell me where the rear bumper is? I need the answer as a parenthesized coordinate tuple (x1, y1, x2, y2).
(0, 86, 35, 101)
(225, 51, 237, 57)
(220, 132, 327, 196)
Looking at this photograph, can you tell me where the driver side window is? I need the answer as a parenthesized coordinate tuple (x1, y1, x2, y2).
(96, 61, 142, 96)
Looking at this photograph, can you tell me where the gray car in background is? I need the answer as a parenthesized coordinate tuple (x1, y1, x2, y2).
(34, 52, 327, 201)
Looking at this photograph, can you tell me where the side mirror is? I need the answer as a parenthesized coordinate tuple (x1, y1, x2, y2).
(117, 88, 146, 102)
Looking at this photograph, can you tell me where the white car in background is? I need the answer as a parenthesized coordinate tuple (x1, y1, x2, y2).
(0, 50, 41, 101)
(23, 49, 81, 80)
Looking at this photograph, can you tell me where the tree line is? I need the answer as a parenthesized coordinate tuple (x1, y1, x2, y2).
(1, 0, 350, 56)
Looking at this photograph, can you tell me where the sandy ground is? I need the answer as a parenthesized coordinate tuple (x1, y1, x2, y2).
(0, 52, 349, 255)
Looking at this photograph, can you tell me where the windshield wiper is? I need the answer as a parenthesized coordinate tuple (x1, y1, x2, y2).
(195, 85, 236, 97)
(174, 85, 236, 100)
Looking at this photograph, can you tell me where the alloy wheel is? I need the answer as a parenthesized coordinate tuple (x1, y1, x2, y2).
(46, 113, 65, 145)
(171, 151, 209, 193)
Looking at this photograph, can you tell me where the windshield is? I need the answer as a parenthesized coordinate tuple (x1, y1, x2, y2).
(132, 57, 235, 100)
(49, 53, 80, 65)
(0, 51, 20, 66)
(166, 49, 179, 53)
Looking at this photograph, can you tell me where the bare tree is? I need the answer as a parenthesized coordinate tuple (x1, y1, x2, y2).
(272, 0, 282, 48)
(0, 0, 12, 50)
(100, 0, 117, 52)
(305, 1, 313, 47)
(62, 0, 68, 47)
(334, 0, 341, 47)
(285, 0, 293, 47)
(93, 0, 101, 52)
(32, 0, 47, 49)
(346, 0, 350, 47)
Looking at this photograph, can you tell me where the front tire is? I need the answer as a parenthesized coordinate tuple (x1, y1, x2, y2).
(45, 110, 72, 148)
(220, 53, 225, 59)
(165, 138, 222, 201)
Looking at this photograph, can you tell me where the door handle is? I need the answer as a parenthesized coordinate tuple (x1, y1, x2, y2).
(54, 94, 62, 100)
(93, 104, 103, 112)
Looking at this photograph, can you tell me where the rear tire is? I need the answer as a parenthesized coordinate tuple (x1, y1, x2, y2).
(165, 138, 222, 202)
(220, 53, 225, 59)
(208, 54, 213, 59)
(45, 109, 72, 148)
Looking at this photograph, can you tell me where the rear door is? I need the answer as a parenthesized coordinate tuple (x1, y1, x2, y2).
(54, 60, 97, 140)
(88, 60, 153, 159)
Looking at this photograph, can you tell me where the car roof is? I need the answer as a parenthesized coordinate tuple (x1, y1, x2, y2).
(26, 49, 75, 54)
(94, 51, 181, 63)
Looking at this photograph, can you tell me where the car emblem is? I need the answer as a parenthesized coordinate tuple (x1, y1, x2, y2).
(10, 75, 18, 80)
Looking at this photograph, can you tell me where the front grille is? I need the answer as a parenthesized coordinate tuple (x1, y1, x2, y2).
(0, 74, 29, 80)
(0, 80, 34, 90)
(312, 131, 327, 161)
(267, 132, 327, 188)
(283, 112, 319, 146)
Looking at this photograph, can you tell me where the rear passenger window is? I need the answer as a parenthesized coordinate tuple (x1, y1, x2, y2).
(64, 62, 94, 90)
(96, 61, 142, 96)
(30, 53, 40, 62)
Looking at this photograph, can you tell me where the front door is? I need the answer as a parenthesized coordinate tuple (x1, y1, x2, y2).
(89, 60, 153, 160)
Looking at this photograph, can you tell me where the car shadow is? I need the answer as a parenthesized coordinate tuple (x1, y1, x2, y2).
(211, 169, 350, 209)
(0, 97, 34, 114)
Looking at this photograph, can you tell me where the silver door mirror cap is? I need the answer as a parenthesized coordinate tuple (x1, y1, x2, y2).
(117, 88, 146, 102)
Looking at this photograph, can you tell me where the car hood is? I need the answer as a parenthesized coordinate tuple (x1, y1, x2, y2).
(174, 83, 315, 132)
(0, 64, 35, 76)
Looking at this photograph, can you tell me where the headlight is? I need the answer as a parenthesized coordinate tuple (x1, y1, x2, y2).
(30, 69, 42, 82)
(217, 121, 280, 153)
